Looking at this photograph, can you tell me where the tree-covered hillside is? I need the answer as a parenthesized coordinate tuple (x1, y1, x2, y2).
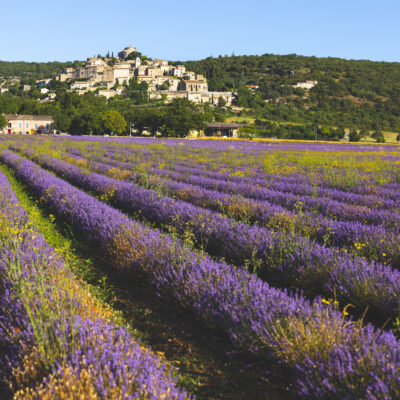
(2, 53, 400, 136)
(0, 60, 82, 84)
(179, 54, 400, 132)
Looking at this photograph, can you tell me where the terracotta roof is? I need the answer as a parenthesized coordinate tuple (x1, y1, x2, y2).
(4, 114, 54, 121)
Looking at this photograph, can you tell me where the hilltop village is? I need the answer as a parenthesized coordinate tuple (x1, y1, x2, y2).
(36, 45, 233, 106)
(3, 48, 397, 141)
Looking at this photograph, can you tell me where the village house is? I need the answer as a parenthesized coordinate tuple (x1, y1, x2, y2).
(170, 65, 186, 77)
(208, 91, 234, 106)
(204, 123, 244, 137)
(40, 93, 57, 103)
(160, 64, 174, 74)
(136, 76, 155, 85)
(246, 85, 259, 91)
(145, 67, 163, 78)
(70, 81, 91, 91)
(187, 92, 210, 103)
(55, 68, 74, 82)
(149, 91, 186, 102)
(151, 58, 169, 67)
(293, 80, 318, 90)
(112, 63, 131, 84)
(130, 57, 141, 68)
(178, 80, 208, 92)
(183, 72, 207, 82)
(150, 77, 180, 91)
(36, 78, 52, 88)
(2, 114, 54, 135)
(134, 65, 148, 77)
(98, 89, 119, 99)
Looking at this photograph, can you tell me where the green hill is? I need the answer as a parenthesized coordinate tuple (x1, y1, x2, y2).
(179, 54, 400, 132)
(0, 60, 83, 84)
(2, 53, 400, 138)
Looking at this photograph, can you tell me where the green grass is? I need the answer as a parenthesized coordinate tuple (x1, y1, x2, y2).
(383, 131, 400, 143)
(225, 116, 257, 124)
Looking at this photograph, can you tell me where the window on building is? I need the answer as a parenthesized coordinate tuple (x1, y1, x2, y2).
(19, 123, 22, 128)
(26, 123, 29, 128)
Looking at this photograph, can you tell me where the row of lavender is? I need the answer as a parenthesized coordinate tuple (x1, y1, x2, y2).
(19, 138, 400, 231)
(104, 147, 400, 205)
(10, 138, 400, 248)
(66, 140, 400, 199)
(20, 139, 397, 273)
(61, 136, 400, 176)
(58, 147, 400, 267)
(10, 139, 400, 265)
(58, 144, 400, 231)
(0, 170, 189, 399)
(14, 135, 400, 201)
(9, 146, 400, 326)
(1, 149, 400, 398)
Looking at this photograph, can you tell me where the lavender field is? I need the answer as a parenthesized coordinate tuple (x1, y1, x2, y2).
(1, 135, 400, 399)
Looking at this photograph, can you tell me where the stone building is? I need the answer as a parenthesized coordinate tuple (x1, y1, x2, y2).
(208, 91, 234, 106)
(2, 114, 54, 135)
(178, 80, 208, 92)
(112, 63, 131, 84)
(293, 80, 318, 90)
(187, 92, 210, 103)
(55, 68, 74, 82)
(146, 67, 163, 78)
(36, 78, 52, 87)
(70, 81, 91, 90)
(204, 123, 244, 137)
(71, 58, 112, 82)
(151, 77, 180, 91)
(170, 65, 186, 77)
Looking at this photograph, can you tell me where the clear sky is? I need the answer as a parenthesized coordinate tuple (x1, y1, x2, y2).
(2, 0, 399, 63)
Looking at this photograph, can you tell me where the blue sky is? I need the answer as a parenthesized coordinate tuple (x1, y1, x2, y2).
(1, 0, 399, 62)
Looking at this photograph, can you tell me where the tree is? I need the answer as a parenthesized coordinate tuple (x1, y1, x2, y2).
(163, 98, 209, 137)
(359, 129, 369, 139)
(144, 108, 163, 135)
(371, 130, 385, 143)
(349, 129, 361, 142)
(124, 79, 148, 104)
(397, 133, 400, 142)
(158, 81, 170, 91)
(126, 51, 142, 61)
(70, 112, 103, 135)
(234, 87, 253, 107)
(217, 96, 227, 108)
(237, 126, 257, 138)
(101, 110, 127, 135)
(125, 107, 163, 135)
(318, 125, 331, 139)
(54, 113, 71, 132)
(107, 58, 117, 67)
(0, 114, 7, 129)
